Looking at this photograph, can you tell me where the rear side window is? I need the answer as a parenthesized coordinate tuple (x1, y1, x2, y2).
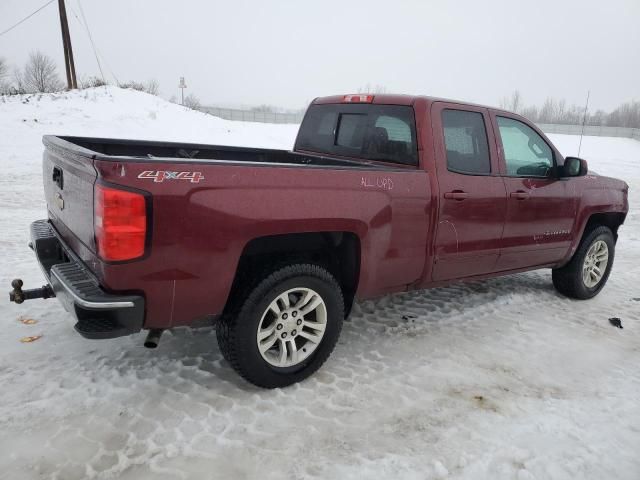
(295, 104, 418, 165)
(442, 109, 491, 175)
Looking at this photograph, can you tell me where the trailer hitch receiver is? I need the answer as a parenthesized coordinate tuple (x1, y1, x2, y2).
(9, 279, 55, 304)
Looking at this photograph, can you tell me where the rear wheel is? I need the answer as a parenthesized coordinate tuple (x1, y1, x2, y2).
(216, 264, 344, 388)
(552, 226, 615, 299)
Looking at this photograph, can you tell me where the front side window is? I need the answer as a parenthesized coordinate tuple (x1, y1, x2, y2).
(295, 104, 418, 165)
(497, 117, 553, 177)
(442, 109, 491, 175)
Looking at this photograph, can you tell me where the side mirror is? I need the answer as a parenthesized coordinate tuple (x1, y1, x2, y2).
(562, 157, 588, 177)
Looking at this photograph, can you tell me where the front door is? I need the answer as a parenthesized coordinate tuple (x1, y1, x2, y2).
(490, 112, 577, 270)
(430, 103, 507, 282)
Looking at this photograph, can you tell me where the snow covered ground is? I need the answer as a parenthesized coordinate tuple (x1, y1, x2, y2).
(0, 88, 638, 480)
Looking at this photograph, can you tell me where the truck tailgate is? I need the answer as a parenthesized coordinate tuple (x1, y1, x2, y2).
(42, 138, 97, 254)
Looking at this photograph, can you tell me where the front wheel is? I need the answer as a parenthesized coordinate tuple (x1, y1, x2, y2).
(552, 226, 615, 299)
(216, 264, 344, 388)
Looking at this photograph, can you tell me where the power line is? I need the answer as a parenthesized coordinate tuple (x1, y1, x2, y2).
(66, 0, 104, 83)
(94, 45, 119, 85)
(76, 0, 104, 82)
(0, 0, 56, 38)
(66, 0, 119, 84)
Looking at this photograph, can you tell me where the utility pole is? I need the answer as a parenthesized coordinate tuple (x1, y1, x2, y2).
(58, 0, 77, 89)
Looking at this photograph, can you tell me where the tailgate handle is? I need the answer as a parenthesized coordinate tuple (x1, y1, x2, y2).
(52, 166, 63, 189)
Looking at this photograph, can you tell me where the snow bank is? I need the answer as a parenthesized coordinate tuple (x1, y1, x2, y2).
(0, 88, 639, 480)
(0, 86, 298, 147)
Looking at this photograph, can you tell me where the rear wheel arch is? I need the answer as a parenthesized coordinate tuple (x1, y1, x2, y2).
(217, 263, 345, 388)
(224, 231, 361, 318)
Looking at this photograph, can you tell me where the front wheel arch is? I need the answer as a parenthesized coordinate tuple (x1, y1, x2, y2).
(552, 225, 615, 299)
(582, 212, 625, 242)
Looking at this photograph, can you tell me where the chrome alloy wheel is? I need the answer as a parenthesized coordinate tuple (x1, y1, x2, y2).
(582, 240, 609, 288)
(256, 287, 327, 368)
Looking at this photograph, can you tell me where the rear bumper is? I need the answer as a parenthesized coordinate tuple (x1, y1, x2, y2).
(30, 219, 144, 339)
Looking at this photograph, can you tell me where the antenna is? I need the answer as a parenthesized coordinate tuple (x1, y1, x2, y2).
(578, 90, 590, 157)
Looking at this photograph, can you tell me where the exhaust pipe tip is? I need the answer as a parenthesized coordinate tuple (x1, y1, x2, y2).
(144, 329, 163, 349)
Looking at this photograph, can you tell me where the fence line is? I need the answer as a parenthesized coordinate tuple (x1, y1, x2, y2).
(537, 123, 640, 140)
(201, 105, 640, 141)
(200, 106, 304, 124)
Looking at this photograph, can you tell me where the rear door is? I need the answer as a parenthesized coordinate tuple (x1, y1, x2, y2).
(490, 112, 576, 270)
(430, 103, 507, 281)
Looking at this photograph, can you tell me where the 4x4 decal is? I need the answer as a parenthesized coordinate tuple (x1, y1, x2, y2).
(138, 170, 204, 183)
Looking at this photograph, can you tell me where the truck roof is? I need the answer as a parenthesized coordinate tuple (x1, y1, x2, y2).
(312, 94, 502, 112)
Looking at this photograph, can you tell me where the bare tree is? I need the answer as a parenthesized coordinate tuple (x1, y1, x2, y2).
(21, 51, 63, 93)
(511, 90, 522, 113)
(251, 104, 277, 113)
(119, 80, 145, 91)
(587, 110, 605, 126)
(144, 79, 159, 96)
(556, 99, 566, 122)
(80, 76, 108, 88)
(520, 105, 539, 122)
(607, 100, 640, 128)
(0, 57, 10, 94)
(183, 94, 201, 110)
(499, 91, 640, 128)
(119, 79, 159, 95)
(358, 83, 387, 94)
(0, 57, 7, 80)
(539, 98, 557, 123)
(499, 90, 522, 113)
(11, 68, 28, 94)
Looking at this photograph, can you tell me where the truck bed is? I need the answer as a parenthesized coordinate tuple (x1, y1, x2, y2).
(49, 135, 399, 170)
(41, 132, 430, 332)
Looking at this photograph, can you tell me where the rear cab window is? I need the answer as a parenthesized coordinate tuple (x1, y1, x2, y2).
(295, 104, 418, 166)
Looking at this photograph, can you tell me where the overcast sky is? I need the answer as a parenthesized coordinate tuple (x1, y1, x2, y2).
(1, 0, 638, 111)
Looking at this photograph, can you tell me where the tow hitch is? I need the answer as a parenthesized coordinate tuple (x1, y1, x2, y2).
(9, 279, 55, 304)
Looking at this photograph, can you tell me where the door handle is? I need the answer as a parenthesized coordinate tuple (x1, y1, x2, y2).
(510, 191, 529, 200)
(444, 191, 469, 201)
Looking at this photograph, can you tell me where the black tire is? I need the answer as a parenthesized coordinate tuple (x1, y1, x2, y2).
(552, 226, 615, 299)
(216, 264, 344, 388)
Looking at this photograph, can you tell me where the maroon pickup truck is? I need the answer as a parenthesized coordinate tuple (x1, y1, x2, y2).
(10, 94, 628, 388)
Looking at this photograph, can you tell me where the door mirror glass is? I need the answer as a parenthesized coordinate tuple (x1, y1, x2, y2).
(562, 157, 588, 177)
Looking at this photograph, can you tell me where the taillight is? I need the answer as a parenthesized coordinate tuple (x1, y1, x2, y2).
(342, 94, 374, 103)
(94, 184, 147, 261)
